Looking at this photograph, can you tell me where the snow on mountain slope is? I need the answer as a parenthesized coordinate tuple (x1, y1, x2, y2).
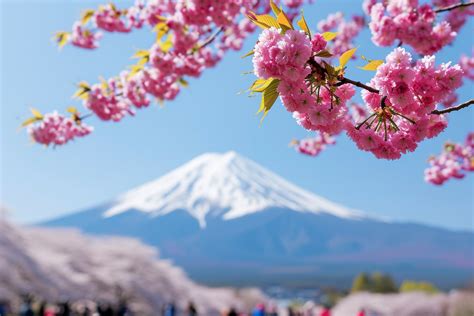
(104, 151, 365, 227)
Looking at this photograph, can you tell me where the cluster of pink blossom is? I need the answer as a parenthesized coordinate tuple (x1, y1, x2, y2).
(317, 12, 365, 56)
(30, 0, 310, 144)
(84, 79, 134, 121)
(425, 132, 474, 184)
(347, 48, 463, 159)
(442, 50, 474, 107)
(365, 0, 458, 55)
(459, 50, 474, 80)
(70, 23, 102, 49)
(253, 28, 357, 136)
(294, 132, 336, 156)
(253, 28, 313, 82)
(28, 112, 93, 146)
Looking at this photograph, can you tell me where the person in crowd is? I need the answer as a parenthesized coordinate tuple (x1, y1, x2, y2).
(287, 306, 296, 316)
(357, 308, 366, 316)
(38, 301, 47, 316)
(319, 306, 331, 316)
(0, 301, 6, 316)
(251, 303, 265, 316)
(19, 295, 34, 316)
(118, 300, 130, 316)
(58, 301, 71, 316)
(227, 307, 238, 316)
(164, 302, 176, 316)
(187, 301, 197, 316)
(81, 306, 91, 316)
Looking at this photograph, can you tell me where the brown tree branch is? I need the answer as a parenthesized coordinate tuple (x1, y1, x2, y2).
(435, 1, 474, 13)
(431, 99, 474, 114)
(197, 27, 224, 50)
(338, 77, 380, 94)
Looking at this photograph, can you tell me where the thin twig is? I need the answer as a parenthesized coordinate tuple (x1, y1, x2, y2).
(338, 77, 380, 94)
(431, 99, 474, 114)
(197, 27, 224, 50)
(435, 1, 474, 13)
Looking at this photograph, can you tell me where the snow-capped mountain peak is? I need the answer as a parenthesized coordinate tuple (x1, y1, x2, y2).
(103, 151, 364, 227)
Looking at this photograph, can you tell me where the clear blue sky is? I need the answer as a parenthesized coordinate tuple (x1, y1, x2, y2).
(1, 0, 473, 230)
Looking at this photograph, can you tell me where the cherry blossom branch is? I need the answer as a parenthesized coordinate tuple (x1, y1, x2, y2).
(308, 58, 381, 94)
(434, 1, 474, 13)
(431, 99, 474, 114)
(338, 77, 379, 94)
(197, 27, 224, 50)
(337, 76, 473, 116)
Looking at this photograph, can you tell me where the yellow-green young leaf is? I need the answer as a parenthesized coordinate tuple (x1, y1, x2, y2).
(250, 78, 275, 92)
(358, 59, 384, 71)
(297, 12, 311, 36)
(159, 34, 173, 53)
(178, 78, 189, 87)
(322, 32, 338, 41)
(55, 32, 70, 49)
(153, 22, 169, 41)
(99, 76, 109, 91)
(132, 50, 150, 59)
(77, 81, 90, 90)
(338, 47, 357, 70)
(80, 9, 95, 25)
(248, 78, 267, 92)
(241, 49, 254, 59)
(247, 13, 271, 29)
(323, 61, 336, 77)
(315, 50, 333, 58)
(30, 108, 43, 119)
(72, 82, 91, 100)
(277, 11, 294, 31)
(270, 0, 282, 16)
(128, 64, 144, 79)
(136, 57, 149, 67)
(254, 14, 280, 29)
(67, 106, 78, 114)
(21, 117, 40, 127)
(257, 79, 280, 121)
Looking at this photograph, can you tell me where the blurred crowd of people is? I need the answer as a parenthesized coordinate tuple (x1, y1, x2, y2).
(0, 296, 370, 316)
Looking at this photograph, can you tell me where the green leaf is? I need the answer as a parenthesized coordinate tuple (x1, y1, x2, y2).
(250, 78, 275, 93)
(159, 34, 173, 53)
(80, 9, 95, 25)
(254, 14, 281, 29)
(277, 11, 294, 31)
(132, 50, 150, 59)
(66, 106, 78, 114)
(270, 0, 282, 16)
(21, 117, 40, 127)
(55, 32, 70, 49)
(337, 47, 357, 71)
(72, 81, 91, 100)
(178, 78, 189, 87)
(323, 61, 336, 77)
(322, 32, 338, 41)
(297, 12, 311, 36)
(30, 108, 43, 119)
(315, 50, 333, 58)
(153, 22, 169, 42)
(358, 59, 384, 71)
(241, 49, 254, 59)
(257, 79, 280, 121)
(128, 64, 144, 79)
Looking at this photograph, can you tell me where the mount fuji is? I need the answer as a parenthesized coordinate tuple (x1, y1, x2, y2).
(44, 152, 474, 289)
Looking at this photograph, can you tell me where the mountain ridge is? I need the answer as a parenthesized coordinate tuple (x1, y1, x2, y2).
(102, 151, 367, 228)
(43, 151, 474, 289)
